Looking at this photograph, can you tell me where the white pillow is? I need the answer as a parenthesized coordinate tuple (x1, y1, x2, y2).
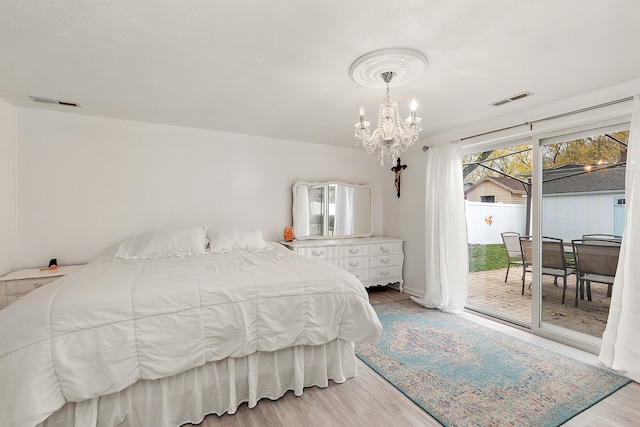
(208, 228, 266, 253)
(115, 226, 208, 259)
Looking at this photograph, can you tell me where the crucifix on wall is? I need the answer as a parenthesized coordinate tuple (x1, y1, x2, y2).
(391, 158, 407, 198)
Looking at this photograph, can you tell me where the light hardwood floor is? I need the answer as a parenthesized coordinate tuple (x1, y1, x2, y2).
(189, 287, 640, 427)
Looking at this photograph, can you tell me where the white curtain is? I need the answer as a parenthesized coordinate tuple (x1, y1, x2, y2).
(411, 142, 469, 313)
(334, 185, 353, 236)
(599, 95, 640, 382)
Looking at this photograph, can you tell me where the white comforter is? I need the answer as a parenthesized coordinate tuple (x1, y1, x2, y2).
(0, 243, 382, 427)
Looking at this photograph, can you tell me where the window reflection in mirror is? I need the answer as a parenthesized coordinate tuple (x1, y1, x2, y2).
(309, 184, 330, 236)
(293, 181, 373, 239)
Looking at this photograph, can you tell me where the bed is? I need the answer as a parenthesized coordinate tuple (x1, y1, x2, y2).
(0, 227, 382, 427)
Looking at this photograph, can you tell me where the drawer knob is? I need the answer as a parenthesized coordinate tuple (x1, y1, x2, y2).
(349, 261, 360, 267)
(311, 249, 325, 256)
(380, 258, 391, 264)
(380, 270, 390, 276)
(380, 246, 390, 254)
(349, 248, 359, 254)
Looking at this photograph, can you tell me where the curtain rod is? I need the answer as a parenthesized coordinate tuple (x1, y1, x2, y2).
(460, 96, 634, 141)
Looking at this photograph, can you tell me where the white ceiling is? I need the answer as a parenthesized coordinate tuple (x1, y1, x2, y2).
(1, 1, 640, 148)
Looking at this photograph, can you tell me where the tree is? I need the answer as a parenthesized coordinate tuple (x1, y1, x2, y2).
(541, 131, 627, 169)
(462, 144, 532, 182)
(462, 130, 628, 183)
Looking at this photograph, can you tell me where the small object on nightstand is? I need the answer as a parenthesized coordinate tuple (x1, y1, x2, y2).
(40, 258, 59, 271)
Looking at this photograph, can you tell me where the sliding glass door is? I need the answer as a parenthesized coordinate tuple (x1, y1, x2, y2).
(464, 120, 629, 351)
(463, 142, 533, 326)
(538, 125, 628, 343)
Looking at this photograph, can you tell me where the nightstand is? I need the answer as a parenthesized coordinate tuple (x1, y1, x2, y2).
(0, 265, 84, 309)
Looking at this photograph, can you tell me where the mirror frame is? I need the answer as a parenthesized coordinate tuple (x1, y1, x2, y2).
(292, 180, 373, 240)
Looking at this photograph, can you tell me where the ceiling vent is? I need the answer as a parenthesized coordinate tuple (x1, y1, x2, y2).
(30, 96, 80, 108)
(490, 91, 533, 107)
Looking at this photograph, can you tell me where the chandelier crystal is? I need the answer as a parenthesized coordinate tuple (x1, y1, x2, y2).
(355, 71, 422, 166)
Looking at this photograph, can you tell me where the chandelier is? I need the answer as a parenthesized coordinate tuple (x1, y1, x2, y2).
(350, 48, 427, 166)
(355, 71, 422, 165)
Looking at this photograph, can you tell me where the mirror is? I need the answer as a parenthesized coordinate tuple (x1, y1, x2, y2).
(292, 181, 373, 240)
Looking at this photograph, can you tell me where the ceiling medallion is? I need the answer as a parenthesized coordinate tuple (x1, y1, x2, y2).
(351, 48, 427, 165)
(350, 47, 428, 88)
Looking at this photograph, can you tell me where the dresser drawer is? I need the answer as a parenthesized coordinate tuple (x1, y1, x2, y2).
(369, 254, 402, 269)
(349, 269, 370, 283)
(370, 266, 402, 283)
(4, 277, 58, 308)
(339, 256, 369, 271)
(296, 246, 338, 261)
(369, 242, 402, 256)
(339, 244, 369, 258)
(6, 277, 59, 296)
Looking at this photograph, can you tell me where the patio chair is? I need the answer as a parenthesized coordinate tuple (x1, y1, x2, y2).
(519, 237, 533, 296)
(501, 232, 523, 283)
(582, 234, 622, 245)
(572, 239, 621, 307)
(519, 236, 576, 304)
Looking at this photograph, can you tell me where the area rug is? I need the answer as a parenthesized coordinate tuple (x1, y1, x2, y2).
(355, 299, 630, 427)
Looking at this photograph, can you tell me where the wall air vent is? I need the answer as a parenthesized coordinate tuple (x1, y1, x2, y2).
(490, 91, 534, 107)
(29, 96, 80, 108)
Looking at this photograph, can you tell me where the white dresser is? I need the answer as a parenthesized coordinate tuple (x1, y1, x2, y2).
(0, 265, 84, 309)
(282, 237, 404, 291)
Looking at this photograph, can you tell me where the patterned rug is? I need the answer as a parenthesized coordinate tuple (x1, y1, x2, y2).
(355, 299, 630, 427)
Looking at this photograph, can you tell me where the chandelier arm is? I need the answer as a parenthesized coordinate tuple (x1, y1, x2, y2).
(364, 129, 383, 150)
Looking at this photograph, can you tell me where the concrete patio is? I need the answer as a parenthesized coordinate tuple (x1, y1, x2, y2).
(467, 267, 611, 337)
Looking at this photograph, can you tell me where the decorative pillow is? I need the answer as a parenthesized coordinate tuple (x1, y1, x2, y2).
(114, 226, 208, 259)
(208, 228, 266, 253)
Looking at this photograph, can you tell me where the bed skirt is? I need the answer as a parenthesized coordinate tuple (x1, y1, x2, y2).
(38, 339, 357, 427)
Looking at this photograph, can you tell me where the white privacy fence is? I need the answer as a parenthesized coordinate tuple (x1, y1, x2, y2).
(466, 195, 625, 245)
(542, 193, 625, 242)
(466, 201, 527, 244)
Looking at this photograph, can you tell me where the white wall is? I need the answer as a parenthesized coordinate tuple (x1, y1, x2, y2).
(0, 98, 16, 276)
(381, 150, 427, 297)
(15, 108, 383, 269)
